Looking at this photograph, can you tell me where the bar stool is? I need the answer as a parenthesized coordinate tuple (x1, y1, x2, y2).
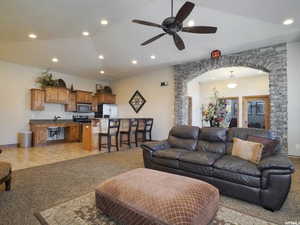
(136, 118, 153, 144)
(120, 119, 138, 148)
(99, 119, 120, 152)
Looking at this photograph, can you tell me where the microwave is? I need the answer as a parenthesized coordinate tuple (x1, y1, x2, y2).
(77, 104, 92, 113)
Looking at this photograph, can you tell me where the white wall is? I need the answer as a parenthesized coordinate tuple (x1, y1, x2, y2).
(0, 60, 107, 145)
(188, 75, 269, 127)
(112, 67, 174, 141)
(287, 41, 300, 156)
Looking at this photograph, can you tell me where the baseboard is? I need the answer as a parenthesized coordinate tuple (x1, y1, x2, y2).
(0, 144, 18, 149)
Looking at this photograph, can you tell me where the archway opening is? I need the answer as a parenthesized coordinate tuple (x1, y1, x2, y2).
(187, 66, 270, 129)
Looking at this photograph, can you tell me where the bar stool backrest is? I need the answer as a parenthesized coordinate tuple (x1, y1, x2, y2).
(108, 119, 120, 135)
(145, 118, 153, 132)
(129, 118, 138, 133)
(137, 119, 146, 131)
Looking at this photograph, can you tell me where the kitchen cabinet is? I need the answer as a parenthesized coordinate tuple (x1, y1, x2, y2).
(65, 92, 76, 112)
(31, 89, 45, 111)
(32, 127, 48, 146)
(45, 87, 69, 104)
(96, 93, 116, 104)
(92, 95, 98, 112)
(76, 90, 93, 103)
(66, 125, 80, 142)
(57, 87, 69, 104)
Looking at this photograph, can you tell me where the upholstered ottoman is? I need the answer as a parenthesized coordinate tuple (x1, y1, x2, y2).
(95, 168, 219, 225)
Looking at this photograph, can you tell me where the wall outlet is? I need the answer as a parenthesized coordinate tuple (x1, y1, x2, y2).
(296, 144, 300, 150)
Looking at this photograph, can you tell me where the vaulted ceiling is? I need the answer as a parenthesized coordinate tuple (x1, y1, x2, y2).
(0, 0, 299, 80)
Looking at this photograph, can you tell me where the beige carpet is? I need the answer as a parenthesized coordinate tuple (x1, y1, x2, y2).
(0, 149, 299, 225)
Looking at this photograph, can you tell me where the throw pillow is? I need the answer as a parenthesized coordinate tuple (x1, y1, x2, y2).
(247, 136, 279, 158)
(231, 138, 264, 164)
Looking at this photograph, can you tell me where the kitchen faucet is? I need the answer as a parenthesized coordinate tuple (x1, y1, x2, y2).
(53, 116, 62, 121)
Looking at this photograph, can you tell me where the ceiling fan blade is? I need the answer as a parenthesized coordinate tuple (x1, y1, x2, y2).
(175, 1, 195, 24)
(132, 19, 162, 28)
(141, 33, 167, 46)
(182, 26, 218, 34)
(173, 33, 185, 51)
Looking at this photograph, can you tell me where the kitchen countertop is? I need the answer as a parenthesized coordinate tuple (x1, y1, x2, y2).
(29, 119, 77, 124)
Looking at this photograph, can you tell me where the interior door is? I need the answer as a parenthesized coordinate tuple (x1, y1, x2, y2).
(242, 95, 270, 129)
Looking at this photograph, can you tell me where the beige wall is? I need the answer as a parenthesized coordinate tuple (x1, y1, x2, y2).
(194, 75, 269, 127)
(287, 41, 300, 156)
(112, 67, 174, 141)
(0, 60, 107, 145)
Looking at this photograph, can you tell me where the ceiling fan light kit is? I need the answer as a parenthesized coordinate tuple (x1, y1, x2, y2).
(132, 0, 217, 51)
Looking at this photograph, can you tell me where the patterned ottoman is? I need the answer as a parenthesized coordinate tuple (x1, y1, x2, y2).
(95, 168, 219, 225)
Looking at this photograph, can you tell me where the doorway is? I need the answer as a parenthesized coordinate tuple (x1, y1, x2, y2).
(242, 95, 270, 129)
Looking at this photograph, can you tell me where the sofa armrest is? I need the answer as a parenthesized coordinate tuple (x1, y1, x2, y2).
(141, 140, 170, 152)
(258, 154, 295, 173)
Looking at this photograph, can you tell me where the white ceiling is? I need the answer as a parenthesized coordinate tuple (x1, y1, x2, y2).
(0, 0, 299, 80)
(195, 66, 268, 83)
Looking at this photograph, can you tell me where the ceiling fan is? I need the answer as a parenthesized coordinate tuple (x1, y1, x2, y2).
(132, 0, 217, 51)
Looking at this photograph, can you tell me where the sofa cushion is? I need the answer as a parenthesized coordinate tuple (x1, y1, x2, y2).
(226, 128, 271, 154)
(213, 168, 261, 188)
(227, 128, 271, 142)
(179, 162, 213, 176)
(199, 128, 227, 142)
(152, 157, 179, 169)
(153, 148, 188, 160)
(213, 155, 261, 177)
(196, 140, 226, 155)
(247, 136, 279, 158)
(231, 138, 264, 164)
(179, 151, 223, 166)
(168, 126, 200, 151)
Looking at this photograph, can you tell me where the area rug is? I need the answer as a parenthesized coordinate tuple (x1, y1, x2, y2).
(35, 192, 278, 225)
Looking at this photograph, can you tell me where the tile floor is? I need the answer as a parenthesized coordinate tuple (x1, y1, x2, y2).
(0, 143, 104, 171)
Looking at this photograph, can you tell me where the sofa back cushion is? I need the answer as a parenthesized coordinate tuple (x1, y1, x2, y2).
(196, 140, 226, 155)
(168, 126, 200, 151)
(199, 128, 227, 142)
(226, 128, 271, 154)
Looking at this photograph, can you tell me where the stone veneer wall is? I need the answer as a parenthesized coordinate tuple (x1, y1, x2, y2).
(173, 43, 288, 152)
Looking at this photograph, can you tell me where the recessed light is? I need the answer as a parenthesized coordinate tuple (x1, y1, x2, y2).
(28, 33, 37, 39)
(100, 19, 108, 26)
(132, 60, 138, 65)
(52, 58, 59, 63)
(99, 70, 105, 74)
(82, 31, 90, 36)
(150, 55, 156, 60)
(283, 18, 294, 25)
(98, 55, 104, 60)
(187, 20, 195, 27)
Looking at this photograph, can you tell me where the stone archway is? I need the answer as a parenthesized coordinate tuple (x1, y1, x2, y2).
(173, 43, 287, 152)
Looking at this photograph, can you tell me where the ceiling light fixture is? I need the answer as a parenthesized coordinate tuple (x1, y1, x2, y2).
(132, 60, 138, 65)
(283, 18, 294, 25)
(52, 58, 59, 63)
(187, 20, 195, 27)
(150, 55, 156, 59)
(98, 55, 104, 60)
(227, 71, 238, 89)
(82, 31, 90, 36)
(100, 19, 108, 26)
(28, 33, 37, 39)
(100, 70, 105, 74)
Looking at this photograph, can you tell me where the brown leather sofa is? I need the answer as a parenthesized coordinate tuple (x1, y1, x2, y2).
(141, 126, 294, 211)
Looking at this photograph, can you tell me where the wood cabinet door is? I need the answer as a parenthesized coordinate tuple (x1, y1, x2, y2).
(33, 128, 48, 146)
(76, 91, 85, 103)
(92, 96, 98, 112)
(67, 125, 80, 142)
(45, 87, 58, 103)
(85, 93, 93, 103)
(65, 93, 76, 112)
(97, 93, 116, 104)
(31, 89, 45, 111)
(57, 88, 69, 104)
